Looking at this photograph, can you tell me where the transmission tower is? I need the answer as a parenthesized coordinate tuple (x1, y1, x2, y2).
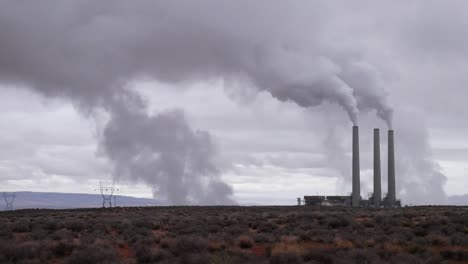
(95, 181, 118, 208)
(3, 192, 16, 211)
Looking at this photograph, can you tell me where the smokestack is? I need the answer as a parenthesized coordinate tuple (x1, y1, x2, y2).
(352, 126, 360, 207)
(373, 129, 381, 208)
(388, 130, 396, 207)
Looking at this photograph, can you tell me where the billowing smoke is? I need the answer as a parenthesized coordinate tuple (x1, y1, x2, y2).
(394, 110, 448, 205)
(0, 1, 393, 203)
(323, 121, 351, 195)
(0, 1, 244, 204)
(0, 1, 393, 124)
(339, 60, 394, 128)
(102, 94, 233, 205)
(0, 1, 445, 205)
(249, 50, 360, 125)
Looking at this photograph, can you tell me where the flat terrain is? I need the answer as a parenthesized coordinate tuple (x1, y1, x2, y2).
(0, 206, 467, 264)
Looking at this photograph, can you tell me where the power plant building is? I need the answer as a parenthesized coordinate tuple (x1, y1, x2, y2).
(303, 126, 401, 208)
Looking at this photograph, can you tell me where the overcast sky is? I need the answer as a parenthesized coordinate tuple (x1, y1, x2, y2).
(1, 1, 467, 205)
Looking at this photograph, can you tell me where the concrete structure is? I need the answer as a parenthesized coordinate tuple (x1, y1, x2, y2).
(388, 130, 396, 207)
(326, 196, 352, 206)
(303, 195, 351, 207)
(302, 127, 401, 208)
(352, 126, 361, 207)
(373, 129, 382, 207)
(304, 196, 326, 206)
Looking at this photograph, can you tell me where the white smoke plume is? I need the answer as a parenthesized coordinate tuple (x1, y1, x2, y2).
(103, 93, 233, 205)
(0, 1, 244, 204)
(323, 121, 351, 195)
(394, 110, 448, 205)
(339, 60, 394, 128)
(0, 1, 392, 125)
(0, 1, 446, 205)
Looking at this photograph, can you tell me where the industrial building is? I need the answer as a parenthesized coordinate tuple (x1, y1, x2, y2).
(302, 127, 401, 208)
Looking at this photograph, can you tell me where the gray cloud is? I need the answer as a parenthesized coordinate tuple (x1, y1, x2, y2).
(0, 1, 392, 205)
(0, 1, 393, 123)
(1, 1, 467, 204)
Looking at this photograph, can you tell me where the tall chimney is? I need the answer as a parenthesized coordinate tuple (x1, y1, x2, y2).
(388, 130, 396, 207)
(352, 126, 360, 207)
(373, 129, 381, 208)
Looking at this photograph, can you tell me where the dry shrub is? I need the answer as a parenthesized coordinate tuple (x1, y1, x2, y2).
(335, 237, 353, 249)
(427, 234, 449, 246)
(413, 226, 428, 237)
(349, 249, 379, 264)
(133, 243, 154, 263)
(64, 220, 85, 233)
(172, 236, 208, 255)
(281, 235, 299, 243)
(12, 219, 32, 233)
(237, 235, 254, 249)
(52, 241, 75, 257)
(51, 229, 74, 241)
(180, 253, 210, 264)
(160, 237, 176, 249)
(0, 242, 39, 262)
(253, 233, 273, 243)
(389, 252, 423, 264)
(1, 205, 468, 263)
(440, 250, 468, 261)
(270, 252, 301, 264)
(303, 249, 334, 264)
(134, 245, 169, 263)
(271, 242, 304, 257)
(327, 216, 350, 229)
(65, 243, 119, 264)
(208, 241, 226, 252)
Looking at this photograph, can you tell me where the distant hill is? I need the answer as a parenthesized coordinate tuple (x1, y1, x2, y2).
(0, 192, 158, 211)
(1, 192, 467, 210)
(447, 194, 468, 206)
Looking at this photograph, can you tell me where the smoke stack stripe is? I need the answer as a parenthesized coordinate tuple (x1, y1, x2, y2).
(388, 130, 396, 207)
(352, 126, 360, 207)
(373, 129, 381, 208)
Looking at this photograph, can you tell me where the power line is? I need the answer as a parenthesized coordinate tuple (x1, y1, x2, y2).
(95, 181, 118, 208)
(3, 192, 16, 211)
